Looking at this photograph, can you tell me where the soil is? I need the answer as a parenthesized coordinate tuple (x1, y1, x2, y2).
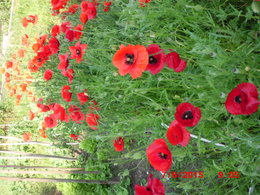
(111, 158, 174, 194)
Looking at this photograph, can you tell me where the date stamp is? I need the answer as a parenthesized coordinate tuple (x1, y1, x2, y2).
(162, 171, 240, 179)
(162, 171, 204, 179)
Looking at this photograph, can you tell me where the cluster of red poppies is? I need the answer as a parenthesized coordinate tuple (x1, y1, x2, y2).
(145, 103, 201, 173)
(112, 44, 187, 79)
(26, 1, 117, 139)
(37, 98, 100, 127)
(111, 43, 187, 153)
(1, 38, 35, 106)
(2, 1, 115, 140)
(145, 83, 259, 174)
(51, 0, 112, 20)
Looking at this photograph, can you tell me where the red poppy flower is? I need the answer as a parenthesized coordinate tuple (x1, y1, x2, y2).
(51, 103, 70, 122)
(65, 29, 75, 42)
(225, 82, 259, 115)
(166, 120, 190, 147)
(70, 111, 85, 124)
(31, 53, 47, 68)
(23, 132, 32, 142)
(22, 17, 28, 27)
(37, 99, 51, 112)
(174, 102, 201, 127)
(145, 44, 166, 75)
(67, 104, 84, 123)
(44, 114, 58, 128)
(74, 24, 83, 40)
(81, 1, 97, 20)
(5, 72, 11, 83)
(69, 41, 87, 63)
(85, 7, 97, 20)
(86, 113, 100, 130)
(20, 83, 27, 92)
(81, 1, 88, 12)
(103, 1, 112, 12)
(28, 110, 35, 120)
(80, 12, 89, 24)
(38, 104, 50, 112)
(77, 90, 89, 105)
(103, 7, 109, 12)
(139, 0, 152, 7)
(41, 45, 52, 58)
(112, 44, 149, 79)
(68, 104, 81, 113)
(61, 85, 72, 102)
(103, 1, 112, 7)
(62, 68, 74, 83)
(32, 36, 48, 54)
(146, 138, 172, 172)
(51, 25, 60, 37)
(39, 128, 48, 138)
(51, 0, 69, 12)
(134, 174, 165, 195)
(44, 69, 53, 81)
(61, 21, 71, 33)
(18, 49, 26, 58)
(62, 4, 79, 15)
(70, 134, 79, 140)
(27, 15, 38, 24)
(22, 34, 29, 47)
(113, 137, 124, 152)
(16, 95, 22, 105)
(48, 37, 60, 54)
(5, 61, 13, 69)
(165, 51, 187, 72)
(81, 1, 89, 12)
(58, 53, 69, 70)
(32, 43, 41, 53)
(27, 61, 39, 72)
(36, 34, 48, 47)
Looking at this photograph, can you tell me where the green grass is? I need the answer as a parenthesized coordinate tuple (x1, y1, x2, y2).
(0, 0, 259, 194)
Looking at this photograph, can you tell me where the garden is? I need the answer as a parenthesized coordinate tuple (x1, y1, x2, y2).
(0, 0, 259, 194)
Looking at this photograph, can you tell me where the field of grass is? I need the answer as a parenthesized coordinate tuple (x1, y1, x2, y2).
(0, 0, 259, 194)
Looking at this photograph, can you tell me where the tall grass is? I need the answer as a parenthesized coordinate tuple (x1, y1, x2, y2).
(0, 0, 259, 194)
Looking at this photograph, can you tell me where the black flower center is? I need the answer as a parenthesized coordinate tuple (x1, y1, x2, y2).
(159, 152, 168, 159)
(182, 111, 193, 120)
(149, 56, 157, 64)
(146, 187, 152, 191)
(235, 96, 242, 103)
(125, 54, 134, 65)
(76, 49, 81, 55)
(37, 58, 42, 62)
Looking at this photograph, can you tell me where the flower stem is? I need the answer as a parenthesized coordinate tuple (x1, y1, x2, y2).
(161, 123, 236, 151)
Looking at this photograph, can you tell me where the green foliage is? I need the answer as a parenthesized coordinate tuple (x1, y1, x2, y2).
(0, 98, 13, 124)
(57, 140, 130, 195)
(1, 0, 259, 194)
(79, 138, 98, 154)
(0, 0, 11, 23)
